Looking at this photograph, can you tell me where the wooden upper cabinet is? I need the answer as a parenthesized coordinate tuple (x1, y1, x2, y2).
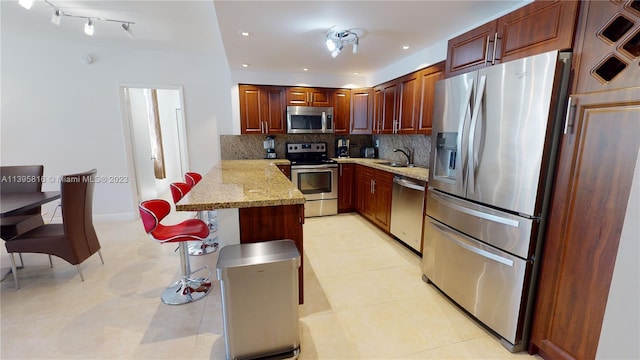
(350, 88, 373, 134)
(497, 0, 579, 63)
(397, 72, 420, 134)
(380, 81, 398, 134)
(417, 62, 445, 135)
(239, 84, 286, 134)
(239, 84, 264, 134)
(372, 86, 384, 134)
(286, 87, 333, 106)
(572, 0, 640, 94)
(333, 89, 351, 135)
(446, 21, 498, 77)
(445, 0, 579, 78)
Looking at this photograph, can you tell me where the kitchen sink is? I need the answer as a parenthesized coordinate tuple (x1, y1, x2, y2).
(379, 162, 415, 168)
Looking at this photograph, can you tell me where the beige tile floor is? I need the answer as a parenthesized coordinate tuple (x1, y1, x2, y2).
(1, 212, 536, 359)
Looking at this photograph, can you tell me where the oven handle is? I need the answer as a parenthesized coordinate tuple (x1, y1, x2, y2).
(291, 165, 338, 171)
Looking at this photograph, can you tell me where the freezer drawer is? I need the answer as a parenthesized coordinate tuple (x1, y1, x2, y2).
(422, 217, 531, 346)
(217, 240, 301, 360)
(427, 190, 535, 259)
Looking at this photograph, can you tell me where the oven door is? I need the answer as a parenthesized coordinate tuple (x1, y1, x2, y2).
(291, 165, 338, 201)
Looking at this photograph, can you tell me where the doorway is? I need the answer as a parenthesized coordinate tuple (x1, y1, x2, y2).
(120, 85, 189, 208)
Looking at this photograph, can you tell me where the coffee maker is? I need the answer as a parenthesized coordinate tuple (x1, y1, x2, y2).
(336, 138, 350, 158)
(264, 136, 276, 159)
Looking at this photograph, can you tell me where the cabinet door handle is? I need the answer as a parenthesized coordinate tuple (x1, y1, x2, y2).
(339, 164, 343, 176)
(484, 35, 491, 66)
(563, 96, 576, 135)
(492, 32, 499, 65)
(372, 179, 376, 194)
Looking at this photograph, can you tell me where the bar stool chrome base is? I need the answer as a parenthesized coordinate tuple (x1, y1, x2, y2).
(162, 242, 213, 305)
(161, 276, 212, 305)
(187, 239, 219, 256)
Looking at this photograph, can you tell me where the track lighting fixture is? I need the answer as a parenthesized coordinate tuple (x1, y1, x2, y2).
(51, 9, 62, 26)
(84, 19, 94, 36)
(19, 0, 135, 38)
(122, 23, 134, 39)
(325, 29, 360, 58)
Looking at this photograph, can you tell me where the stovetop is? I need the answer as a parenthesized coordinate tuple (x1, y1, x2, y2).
(289, 158, 337, 166)
(285, 142, 337, 166)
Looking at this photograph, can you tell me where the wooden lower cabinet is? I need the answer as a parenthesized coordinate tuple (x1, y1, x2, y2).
(355, 165, 392, 232)
(338, 163, 355, 212)
(529, 87, 640, 359)
(238, 204, 305, 304)
(276, 164, 290, 179)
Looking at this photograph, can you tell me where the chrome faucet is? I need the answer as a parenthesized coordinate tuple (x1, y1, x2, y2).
(393, 148, 413, 165)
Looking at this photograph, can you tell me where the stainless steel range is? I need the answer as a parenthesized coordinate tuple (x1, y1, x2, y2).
(285, 142, 338, 217)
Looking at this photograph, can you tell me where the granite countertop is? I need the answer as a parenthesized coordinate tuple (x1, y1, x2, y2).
(334, 158, 429, 182)
(176, 160, 305, 211)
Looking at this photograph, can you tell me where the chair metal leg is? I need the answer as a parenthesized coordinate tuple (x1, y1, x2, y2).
(160, 241, 212, 305)
(9, 253, 19, 289)
(97, 250, 104, 264)
(18, 253, 24, 267)
(76, 265, 85, 281)
(48, 255, 53, 268)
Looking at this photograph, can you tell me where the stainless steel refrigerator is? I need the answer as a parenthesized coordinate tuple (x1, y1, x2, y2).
(422, 50, 572, 352)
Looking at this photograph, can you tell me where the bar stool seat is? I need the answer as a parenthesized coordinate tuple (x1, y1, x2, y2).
(170, 182, 219, 256)
(139, 199, 213, 305)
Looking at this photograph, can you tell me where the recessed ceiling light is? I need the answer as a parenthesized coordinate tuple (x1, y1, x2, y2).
(353, 72, 359, 75)
(242, 64, 249, 68)
(240, 31, 250, 37)
(402, 45, 410, 50)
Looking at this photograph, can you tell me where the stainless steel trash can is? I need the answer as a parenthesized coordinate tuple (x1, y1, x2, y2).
(216, 239, 301, 360)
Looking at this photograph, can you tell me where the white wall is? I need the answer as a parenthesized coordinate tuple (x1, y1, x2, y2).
(0, 2, 232, 219)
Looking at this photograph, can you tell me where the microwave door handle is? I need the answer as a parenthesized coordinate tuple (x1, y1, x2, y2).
(322, 111, 327, 132)
(468, 74, 486, 194)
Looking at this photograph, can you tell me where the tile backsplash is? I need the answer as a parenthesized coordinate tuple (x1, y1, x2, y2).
(374, 134, 431, 168)
(220, 134, 373, 160)
(220, 133, 431, 168)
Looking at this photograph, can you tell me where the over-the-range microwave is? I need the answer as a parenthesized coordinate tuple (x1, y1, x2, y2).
(286, 106, 334, 134)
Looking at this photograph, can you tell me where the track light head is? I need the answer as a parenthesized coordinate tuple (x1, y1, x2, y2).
(51, 9, 62, 26)
(325, 29, 359, 58)
(122, 23, 134, 39)
(84, 19, 94, 36)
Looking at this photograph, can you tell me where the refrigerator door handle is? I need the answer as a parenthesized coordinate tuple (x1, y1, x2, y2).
(431, 192, 520, 227)
(468, 74, 486, 193)
(431, 221, 514, 267)
(456, 78, 475, 194)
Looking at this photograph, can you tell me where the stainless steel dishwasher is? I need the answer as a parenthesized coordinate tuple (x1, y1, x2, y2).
(390, 175, 426, 253)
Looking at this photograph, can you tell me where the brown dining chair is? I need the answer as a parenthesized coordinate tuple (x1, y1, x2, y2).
(4, 169, 104, 289)
(0, 165, 46, 240)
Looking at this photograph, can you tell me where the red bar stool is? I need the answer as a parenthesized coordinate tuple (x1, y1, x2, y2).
(184, 172, 221, 252)
(169, 182, 218, 256)
(185, 172, 202, 187)
(139, 199, 212, 305)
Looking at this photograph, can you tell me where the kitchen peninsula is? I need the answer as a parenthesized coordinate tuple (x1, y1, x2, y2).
(175, 160, 306, 302)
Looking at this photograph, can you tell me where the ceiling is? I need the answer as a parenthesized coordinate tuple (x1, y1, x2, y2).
(5, 0, 530, 77)
(214, 0, 529, 76)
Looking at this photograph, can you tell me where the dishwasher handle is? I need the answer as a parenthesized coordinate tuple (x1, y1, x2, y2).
(393, 177, 425, 192)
